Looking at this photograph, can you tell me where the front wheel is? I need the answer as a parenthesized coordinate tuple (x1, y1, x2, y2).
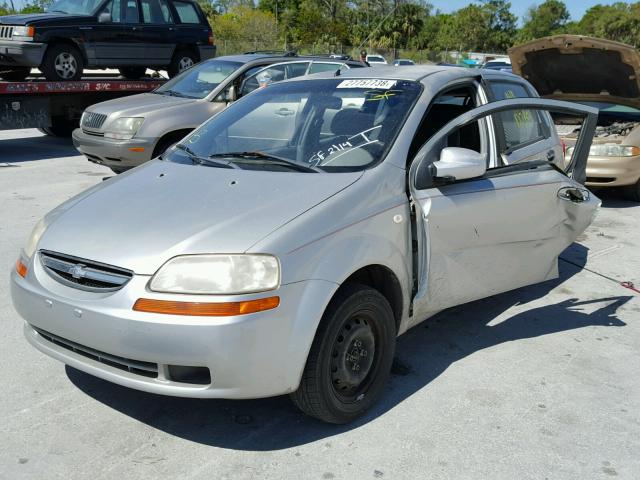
(119, 66, 147, 80)
(41, 44, 84, 81)
(167, 49, 198, 78)
(291, 284, 396, 424)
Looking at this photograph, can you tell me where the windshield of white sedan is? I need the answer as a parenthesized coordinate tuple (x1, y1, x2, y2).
(155, 60, 242, 99)
(164, 79, 422, 172)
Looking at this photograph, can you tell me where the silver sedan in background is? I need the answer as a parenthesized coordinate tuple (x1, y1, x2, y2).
(12, 66, 599, 423)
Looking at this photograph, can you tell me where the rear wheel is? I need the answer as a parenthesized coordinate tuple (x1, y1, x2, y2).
(0, 67, 31, 81)
(41, 44, 84, 81)
(167, 49, 198, 78)
(291, 284, 396, 424)
(37, 117, 75, 137)
(119, 66, 147, 79)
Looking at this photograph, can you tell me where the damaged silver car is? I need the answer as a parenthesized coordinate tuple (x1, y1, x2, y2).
(12, 66, 599, 423)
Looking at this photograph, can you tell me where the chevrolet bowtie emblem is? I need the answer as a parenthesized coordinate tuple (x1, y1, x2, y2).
(70, 264, 87, 279)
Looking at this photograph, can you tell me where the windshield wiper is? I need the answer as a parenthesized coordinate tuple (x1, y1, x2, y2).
(175, 144, 235, 169)
(159, 90, 188, 98)
(208, 151, 320, 173)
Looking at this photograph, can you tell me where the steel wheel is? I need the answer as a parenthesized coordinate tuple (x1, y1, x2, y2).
(330, 314, 378, 402)
(54, 52, 78, 80)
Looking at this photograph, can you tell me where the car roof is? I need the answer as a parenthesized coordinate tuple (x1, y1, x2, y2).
(208, 54, 363, 67)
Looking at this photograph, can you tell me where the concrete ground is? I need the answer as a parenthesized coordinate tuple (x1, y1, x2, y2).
(1, 129, 639, 479)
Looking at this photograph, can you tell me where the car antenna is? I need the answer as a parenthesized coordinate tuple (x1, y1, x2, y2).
(334, 69, 341, 77)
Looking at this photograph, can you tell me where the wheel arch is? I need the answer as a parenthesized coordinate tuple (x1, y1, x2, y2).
(152, 128, 194, 158)
(43, 37, 87, 65)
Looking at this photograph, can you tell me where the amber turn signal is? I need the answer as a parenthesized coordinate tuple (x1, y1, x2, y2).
(128, 147, 145, 152)
(15, 259, 27, 278)
(133, 296, 280, 316)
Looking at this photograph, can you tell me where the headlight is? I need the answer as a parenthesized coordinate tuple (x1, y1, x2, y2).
(104, 117, 144, 140)
(12, 26, 35, 41)
(24, 218, 47, 259)
(150, 254, 280, 294)
(566, 144, 640, 158)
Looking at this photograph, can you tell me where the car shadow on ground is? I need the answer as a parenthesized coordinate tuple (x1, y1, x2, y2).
(0, 134, 78, 163)
(67, 243, 632, 450)
(594, 189, 638, 209)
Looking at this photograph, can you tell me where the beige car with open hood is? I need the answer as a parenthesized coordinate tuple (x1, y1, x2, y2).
(510, 35, 640, 200)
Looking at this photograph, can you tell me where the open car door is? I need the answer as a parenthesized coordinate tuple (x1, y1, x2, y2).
(407, 98, 599, 323)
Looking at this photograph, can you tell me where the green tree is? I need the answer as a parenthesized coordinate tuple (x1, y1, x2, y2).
(481, 0, 517, 51)
(517, 0, 570, 42)
(575, 3, 640, 46)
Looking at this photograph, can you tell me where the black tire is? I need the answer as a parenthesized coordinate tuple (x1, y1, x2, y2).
(37, 119, 75, 137)
(291, 283, 396, 424)
(167, 49, 198, 78)
(41, 44, 84, 81)
(119, 66, 147, 80)
(623, 181, 640, 202)
(0, 67, 31, 81)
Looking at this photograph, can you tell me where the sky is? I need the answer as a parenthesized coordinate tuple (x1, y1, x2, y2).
(430, 0, 629, 22)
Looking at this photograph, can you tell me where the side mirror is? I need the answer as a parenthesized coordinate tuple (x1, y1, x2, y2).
(431, 147, 486, 182)
(98, 12, 111, 23)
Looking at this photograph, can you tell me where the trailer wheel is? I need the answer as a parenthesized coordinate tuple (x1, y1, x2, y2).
(290, 283, 396, 424)
(41, 44, 84, 81)
(119, 67, 147, 80)
(168, 49, 198, 78)
(0, 67, 31, 81)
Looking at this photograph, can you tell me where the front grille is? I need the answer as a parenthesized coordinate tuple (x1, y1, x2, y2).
(82, 111, 108, 130)
(0, 26, 14, 40)
(33, 326, 158, 378)
(40, 250, 133, 292)
(82, 129, 104, 137)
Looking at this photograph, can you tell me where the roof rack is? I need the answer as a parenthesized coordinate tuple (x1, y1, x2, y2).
(243, 50, 298, 57)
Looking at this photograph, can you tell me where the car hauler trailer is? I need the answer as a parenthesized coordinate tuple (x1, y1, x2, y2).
(0, 76, 164, 136)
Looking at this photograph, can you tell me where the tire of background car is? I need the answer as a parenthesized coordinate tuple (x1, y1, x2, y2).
(167, 48, 198, 78)
(623, 181, 640, 202)
(41, 43, 84, 81)
(290, 283, 396, 424)
(37, 117, 76, 137)
(119, 66, 147, 80)
(0, 66, 31, 81)
(152, 135, 181, 158)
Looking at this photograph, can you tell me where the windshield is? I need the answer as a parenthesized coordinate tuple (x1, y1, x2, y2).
(164, 78, 422, 173)
(155, 60, 242, 99)
(46, 0, 102, 14)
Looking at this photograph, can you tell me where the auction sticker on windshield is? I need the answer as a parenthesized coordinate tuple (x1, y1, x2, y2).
(337, 79, 397, 89)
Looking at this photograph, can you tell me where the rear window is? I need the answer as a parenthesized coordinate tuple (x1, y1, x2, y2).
(308, 62, 342, 75)
(173, 0, 200, 23)
(489, 81, 548, 152)
(141, 0, 172, 23)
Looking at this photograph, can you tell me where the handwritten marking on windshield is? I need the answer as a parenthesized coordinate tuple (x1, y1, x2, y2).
(309, 126, 382, 166)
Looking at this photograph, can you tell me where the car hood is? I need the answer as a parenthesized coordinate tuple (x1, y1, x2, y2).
(38, 160, 363, 275)
(509, 35, 640, 108)
(0, 13, 92, 26)
(87, 93, 200, 119)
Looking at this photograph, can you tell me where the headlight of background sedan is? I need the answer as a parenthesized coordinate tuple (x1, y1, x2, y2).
(23, 218, 47, 259)
(104, 117, 144, 140)
(150, 254, 280, 294)
(565, 144, 640, 158)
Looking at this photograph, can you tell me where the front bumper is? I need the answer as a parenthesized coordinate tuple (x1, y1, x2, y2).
(72, 128, 156, 170)
(585, 155, 640, 188)
(0, 40, 46, 66)
(11, 254, 337, 399)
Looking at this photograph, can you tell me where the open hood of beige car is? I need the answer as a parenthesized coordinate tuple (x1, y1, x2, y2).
(509, 35, 640, 108)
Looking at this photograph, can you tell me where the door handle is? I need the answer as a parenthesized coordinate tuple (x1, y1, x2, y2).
(275, 108, 295, 117)
(558, 186, 590, 203)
